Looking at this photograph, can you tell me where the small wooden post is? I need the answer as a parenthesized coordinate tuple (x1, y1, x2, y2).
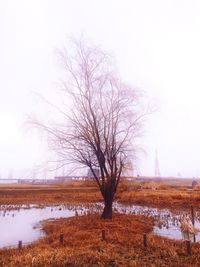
(186, 240, 191, 255)
(143, 234, 147, 247)
(60, 233, 64, 244)
(18, 240, 22, 250)
(193, 233, 196, 243)
(191, 206, 195, 226)
(101, 230, 106, 241)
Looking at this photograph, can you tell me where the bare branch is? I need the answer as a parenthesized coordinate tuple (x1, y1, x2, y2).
(30, 39, 152, 219)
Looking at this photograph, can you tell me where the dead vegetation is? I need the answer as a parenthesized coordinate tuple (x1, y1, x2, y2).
(116, 181, 200, 210)
(0, 182, 200, 266)
(0, 182, 101, 206)
(1, 180, 200, 212)
(1, 213, 200, 266)
(1, 180, 200, 211)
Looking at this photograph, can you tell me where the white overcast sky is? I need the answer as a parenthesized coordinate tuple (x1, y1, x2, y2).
(0, 0, 200, 178)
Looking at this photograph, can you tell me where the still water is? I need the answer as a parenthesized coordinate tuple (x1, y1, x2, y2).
(0, 203, 199, 248)
(0, 205, 77, 247)
(115, 203, 200, 242)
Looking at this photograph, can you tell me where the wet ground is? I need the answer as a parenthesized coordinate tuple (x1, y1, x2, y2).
(114, 203, 199, 242)
(0, 203, 199, 248)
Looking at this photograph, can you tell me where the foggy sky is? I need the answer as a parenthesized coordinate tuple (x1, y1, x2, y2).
(0, 0, 200, 178)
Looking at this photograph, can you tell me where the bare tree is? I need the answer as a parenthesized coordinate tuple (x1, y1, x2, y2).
(33, 40, 150, 219)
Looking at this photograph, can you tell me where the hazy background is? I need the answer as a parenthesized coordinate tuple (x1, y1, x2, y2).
(0, 0, 200, 178)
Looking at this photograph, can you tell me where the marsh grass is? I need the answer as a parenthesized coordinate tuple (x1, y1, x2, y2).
(1, 213, 200, 266)
(1, 181, 200, 211)
(1, 182, 200, 266)
(0, 182, 101, 207)
(117, 181, 200, 210)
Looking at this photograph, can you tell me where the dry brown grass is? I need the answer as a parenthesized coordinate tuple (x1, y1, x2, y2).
(0, 182, 102, 206)
(1, 180, 200, 211)
(1, 213, 200, 266)
(1, 182, 200, 266)
(116, 181, 200, 210)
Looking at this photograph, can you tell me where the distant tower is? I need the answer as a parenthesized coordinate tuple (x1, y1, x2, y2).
(54, 161, 59, 178)
(31, 169, 36, 180)
(155, 150, 161, 177)
(43, 162, 48, 180)
(8, 169, 13, 179)
(62, 166, 65, 177)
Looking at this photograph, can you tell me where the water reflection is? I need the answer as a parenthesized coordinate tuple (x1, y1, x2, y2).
(0, 203, 199, 248)
(114, 203, 200, 242)
(0, 204, 93, 248)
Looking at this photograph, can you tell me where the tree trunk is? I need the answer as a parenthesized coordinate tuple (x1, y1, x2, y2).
(101, 197, 113, 219)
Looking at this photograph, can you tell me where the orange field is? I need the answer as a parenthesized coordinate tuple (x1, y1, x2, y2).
(0, 180, 200, 266)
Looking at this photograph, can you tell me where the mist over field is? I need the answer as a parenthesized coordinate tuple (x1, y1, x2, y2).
(1, 2, 200, 265)
(1, 1, 200, 179)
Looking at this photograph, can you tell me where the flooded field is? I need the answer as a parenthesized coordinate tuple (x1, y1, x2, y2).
(0, 203, 199, 248)
(115, 203, 200, 242)
(0, 204, 81, 248)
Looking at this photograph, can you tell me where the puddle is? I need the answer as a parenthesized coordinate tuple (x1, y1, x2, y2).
(114, 203, 200, 242)
(0, 203, 199, 248)
(0, 204, 90, 248)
